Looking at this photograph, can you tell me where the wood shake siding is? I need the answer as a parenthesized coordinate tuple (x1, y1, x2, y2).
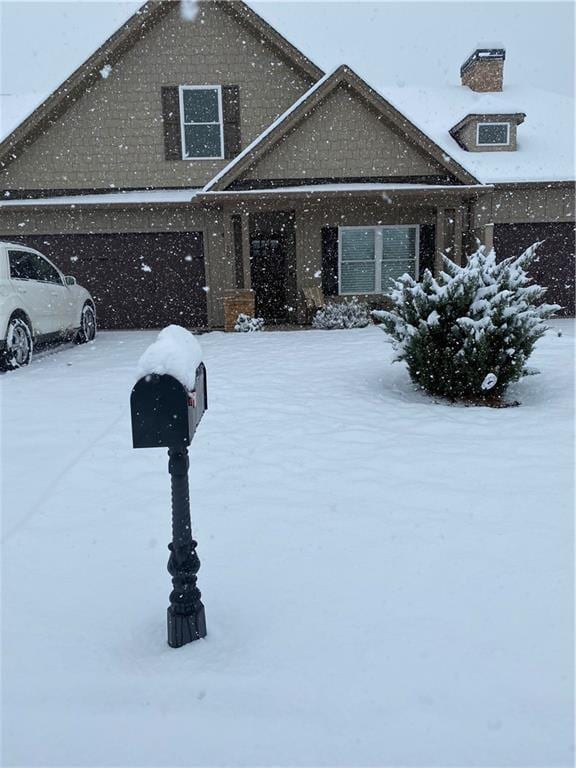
(472, 186, 574, 227)
(239, 84, 446, 182)
(0, 2, 312, 191)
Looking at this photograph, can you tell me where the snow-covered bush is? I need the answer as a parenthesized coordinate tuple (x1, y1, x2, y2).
(313, 297, 370, 330)
(234, 313, 265, 332)
(373, 244, 559, 403)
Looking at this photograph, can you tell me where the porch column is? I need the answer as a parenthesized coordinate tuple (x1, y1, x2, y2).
(241, 211, 252, 289)
(434, 208, 446, 275)
(453, 205, 465, 266)
(209, 208, 237, 327)
(295, 208, 322, 324)
(469, 191, 495, 250)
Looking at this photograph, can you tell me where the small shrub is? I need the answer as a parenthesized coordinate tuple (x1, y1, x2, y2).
(373, 244, 559, 404)
(234, 313, 265, 332)
(313, 297, 370, 330)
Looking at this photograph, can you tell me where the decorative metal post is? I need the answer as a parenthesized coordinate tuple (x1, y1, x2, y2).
(167, 446, 206, 647)
(130, 362, 208, 650)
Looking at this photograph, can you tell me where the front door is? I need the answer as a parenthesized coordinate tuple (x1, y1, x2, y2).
(250, 236, 287, 321)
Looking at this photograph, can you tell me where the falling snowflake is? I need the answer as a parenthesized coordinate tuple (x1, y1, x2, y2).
(99, 64, 112, 79)
(141, 264, 152, 273)
(314, 270, 322, 278)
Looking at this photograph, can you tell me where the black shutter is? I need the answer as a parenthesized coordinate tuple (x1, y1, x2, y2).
(161, 86, 182, 161)
(418, 224, 435, 280)
(222, 85, 241, 159)
(321, 226, 339, 296)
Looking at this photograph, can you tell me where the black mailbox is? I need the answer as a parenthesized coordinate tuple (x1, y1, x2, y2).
(130, 363, 207, 449)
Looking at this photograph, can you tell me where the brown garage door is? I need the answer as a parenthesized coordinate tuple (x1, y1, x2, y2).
(1, 232, 207, 329)
(493, 222, 575, 316)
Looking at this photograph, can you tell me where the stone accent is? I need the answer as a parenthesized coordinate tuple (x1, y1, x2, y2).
(223, 289, 256, 332)
(461, 49, 505, 92)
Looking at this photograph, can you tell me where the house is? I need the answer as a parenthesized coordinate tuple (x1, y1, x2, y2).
(0, 0, 573, 329)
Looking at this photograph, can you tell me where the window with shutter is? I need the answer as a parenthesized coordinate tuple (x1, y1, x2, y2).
(179, 85, 224, 159)
(338, 225, 419, 294)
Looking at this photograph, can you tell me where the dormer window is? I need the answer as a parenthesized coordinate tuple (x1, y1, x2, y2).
(477, 121, 510, 146)
(179, 85, 224, 160)
(449, 112, 525, 152)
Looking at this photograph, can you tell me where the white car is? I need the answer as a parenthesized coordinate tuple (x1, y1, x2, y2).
(0, 241, 96, 370)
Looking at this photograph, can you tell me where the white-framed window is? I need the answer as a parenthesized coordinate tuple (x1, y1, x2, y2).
(338, 225, 419, 295)
(179, 85, 224, 160)
(476, 122, 510, 146)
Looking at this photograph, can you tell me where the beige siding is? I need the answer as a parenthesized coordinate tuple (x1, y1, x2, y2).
(473, 186, 574, 226)
(0, 3, 312, 191)
(239, 84, 446, 181)
(0, 205, 206, 235)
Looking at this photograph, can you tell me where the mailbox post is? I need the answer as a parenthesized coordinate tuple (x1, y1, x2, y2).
(130, 363, 208, 648)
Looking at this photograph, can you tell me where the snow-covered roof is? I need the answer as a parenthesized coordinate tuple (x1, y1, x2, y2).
(375, 85, 574, 185)
(1, 1, 573, 186)
(202, 70, 334, 192)
(0, 188, 199, 207)
(201, 182, 490, 197)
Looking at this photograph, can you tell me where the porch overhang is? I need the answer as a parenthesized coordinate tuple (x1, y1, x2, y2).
(196, 182, 493, 207)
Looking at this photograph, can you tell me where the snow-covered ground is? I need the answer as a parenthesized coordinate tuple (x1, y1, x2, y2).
(1, 323, 574, 767)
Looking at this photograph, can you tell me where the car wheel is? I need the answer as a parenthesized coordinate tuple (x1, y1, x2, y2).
(76, 303, 97, 344)
(1, 316, 33, 371)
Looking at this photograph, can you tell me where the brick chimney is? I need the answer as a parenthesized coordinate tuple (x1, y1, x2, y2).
(461, 48, 505, 92)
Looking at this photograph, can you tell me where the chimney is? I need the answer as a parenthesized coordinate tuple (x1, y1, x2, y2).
(460, 48, 505, 92)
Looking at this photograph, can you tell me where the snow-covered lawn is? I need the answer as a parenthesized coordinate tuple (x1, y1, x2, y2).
(1, 323, 573, 767)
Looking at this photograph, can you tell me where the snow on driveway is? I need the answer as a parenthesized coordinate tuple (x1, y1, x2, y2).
(1, 324, 574, 767)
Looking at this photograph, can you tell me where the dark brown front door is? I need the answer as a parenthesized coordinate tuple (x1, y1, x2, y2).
(2, 231, 208, 329)
(249, 211, 295, 322)
(250, 236, 287, 321)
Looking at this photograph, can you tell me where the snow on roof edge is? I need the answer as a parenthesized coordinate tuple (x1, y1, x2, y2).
(202, 69, 336, 192)
(0, 188, 200, 207)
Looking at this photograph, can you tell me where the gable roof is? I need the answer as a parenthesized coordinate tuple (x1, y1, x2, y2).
(0, 0, 323, 172)
(203, 65, 480, 192)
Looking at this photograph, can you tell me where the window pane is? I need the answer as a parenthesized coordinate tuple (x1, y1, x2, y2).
(182, 88, 219, 123)
(9, 251, 35, 280)
(341, 229, 375, 261)
(478, 123, 509, 145)
(184, 124, 222, 158)
(33, 254, 62, 284)
(381, 228, 417, 290)
(341, 261, 375, 293)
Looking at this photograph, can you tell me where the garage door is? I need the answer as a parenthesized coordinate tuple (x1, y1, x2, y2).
(1, 232, 207, 329)
(493, 222, 575, 316)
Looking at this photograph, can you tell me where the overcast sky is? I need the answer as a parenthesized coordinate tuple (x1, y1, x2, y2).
(1, 1, 574, 100)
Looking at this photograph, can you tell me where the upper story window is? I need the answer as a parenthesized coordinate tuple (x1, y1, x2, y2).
(477, 122, 510, 146)
(338, 226, 419, 295)
(179, 85, 224, 160)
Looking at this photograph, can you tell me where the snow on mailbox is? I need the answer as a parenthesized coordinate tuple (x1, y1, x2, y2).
(130, 325, 208, 648)
(131, 326, 206, 448)
(130, 366, 207, 448)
